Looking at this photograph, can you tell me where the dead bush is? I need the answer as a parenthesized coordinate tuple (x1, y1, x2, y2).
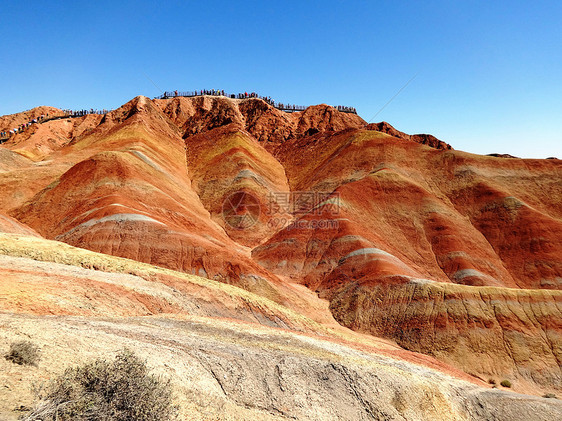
(5, 340, 40, 366)
(24, 348, 177, 421)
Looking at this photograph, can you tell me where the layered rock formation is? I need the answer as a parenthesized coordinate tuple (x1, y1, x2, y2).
(1, 94, 561, 419)
(366, 121, 452, 150)
(1, 233, 561, 420)
(153, 96, 366, 142)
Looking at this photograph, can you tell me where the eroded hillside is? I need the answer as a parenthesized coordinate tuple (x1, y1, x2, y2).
(1, 94, 561, 420)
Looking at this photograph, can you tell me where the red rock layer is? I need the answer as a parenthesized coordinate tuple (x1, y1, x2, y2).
(0, 213, 39, 236)
(366, 121, 452, 150)
(328, 280, 562, 389)
(0, 106, 62, 133)
(9, 98, 283, 304)
(154, 96, 366, 143)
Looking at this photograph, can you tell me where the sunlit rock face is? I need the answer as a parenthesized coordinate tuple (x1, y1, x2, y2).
(1, 94, 562, 411)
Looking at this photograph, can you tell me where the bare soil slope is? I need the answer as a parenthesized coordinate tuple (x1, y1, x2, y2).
(1, 95, 561, 419)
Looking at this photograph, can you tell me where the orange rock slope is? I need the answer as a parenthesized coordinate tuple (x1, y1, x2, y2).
(1, 94, 561, 397)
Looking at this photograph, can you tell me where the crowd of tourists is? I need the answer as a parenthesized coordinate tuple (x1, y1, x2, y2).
(155, 90, 357, 114)
(1, 91, 357, 142)
(1, 109, 111, 141)
(0, 114, 51, 139)
(59, 109, 111, 117)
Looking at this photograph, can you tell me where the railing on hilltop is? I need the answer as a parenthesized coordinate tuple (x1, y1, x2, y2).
(1, 91, 358, 143)
(59, 109, 111, 118)
(153, 90, 358, 114)
(0, 109, 112, 142)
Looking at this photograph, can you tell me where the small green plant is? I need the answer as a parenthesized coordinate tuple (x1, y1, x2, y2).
(543, 393, 557, 399)
(25, 348, 177, 421)
(5, 340, 40, 366)
(500, 379, 512, 388)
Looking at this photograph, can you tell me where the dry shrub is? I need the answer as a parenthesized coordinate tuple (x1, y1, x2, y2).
(5, 340, 40, 366)
(500, 379, 512, 388)
(25, 349, 177, 421)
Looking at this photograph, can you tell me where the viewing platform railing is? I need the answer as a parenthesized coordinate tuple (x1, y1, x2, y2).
(0, 109, 111, 142)
(1, 91, 358, 143)
(153, 90, 358, 114)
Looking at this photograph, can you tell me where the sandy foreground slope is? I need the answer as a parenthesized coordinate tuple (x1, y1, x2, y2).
(0, 233, 561, 421)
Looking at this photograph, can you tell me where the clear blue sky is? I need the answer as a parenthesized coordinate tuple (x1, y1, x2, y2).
(2, 1, 561, 158)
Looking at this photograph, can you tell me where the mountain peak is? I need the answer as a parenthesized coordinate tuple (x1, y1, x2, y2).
(154, 95, 366, 142)
(366, 121, 452, 150)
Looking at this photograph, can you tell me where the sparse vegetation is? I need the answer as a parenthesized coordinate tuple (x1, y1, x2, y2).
(5, 340, 40, 366)
(25, 349, 177, 421)
(543, 393, 557, 399)
(488, 378, 496, 385)
(500, 379, 512, 388)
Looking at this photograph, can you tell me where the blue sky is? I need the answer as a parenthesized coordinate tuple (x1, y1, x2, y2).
(1, 0, 561, 158)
